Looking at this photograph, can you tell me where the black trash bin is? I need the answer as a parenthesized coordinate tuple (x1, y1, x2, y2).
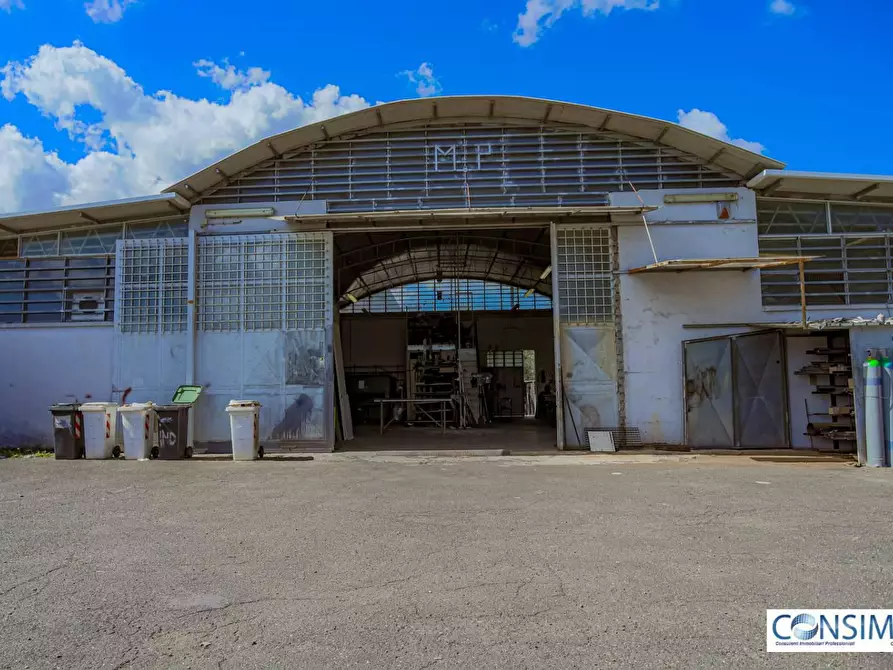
(155, 405, 191, 459)
(49, 404, 85, 460)
(154, 385, 202, 459)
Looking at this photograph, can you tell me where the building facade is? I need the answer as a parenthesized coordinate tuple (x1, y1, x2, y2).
(2, 96, 890, 460)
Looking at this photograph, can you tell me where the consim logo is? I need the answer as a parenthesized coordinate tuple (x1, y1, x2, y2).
(767, 610, 893, 653)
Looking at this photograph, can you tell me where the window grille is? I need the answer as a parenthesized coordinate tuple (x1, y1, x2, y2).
(197, 234, 329, 332)
(555, 227, 613, 324)
(0, 256, 115, 324)
(758, 200, 893, 306)
(485, 350, 525, 368)
(117, 239, 188, 333)
(341, 279, 551, 314)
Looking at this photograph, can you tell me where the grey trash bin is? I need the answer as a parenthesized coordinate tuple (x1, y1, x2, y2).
(49, 404, 85, 460)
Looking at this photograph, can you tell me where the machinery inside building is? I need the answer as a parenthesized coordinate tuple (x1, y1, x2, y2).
(334, 229, 558, 449)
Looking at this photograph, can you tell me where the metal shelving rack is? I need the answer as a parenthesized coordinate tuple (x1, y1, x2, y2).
(799, 332, 855, 452)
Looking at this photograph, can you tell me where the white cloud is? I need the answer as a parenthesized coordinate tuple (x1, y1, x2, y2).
(676, 108, 765, 154)
(399, 62, 442, 97)
(769, 0, 796, 15)
(0, 0, 24, 11)
(195, 59, 271, 91)
(84, 0, 136, 23)
(514, 0, 659, 47)
(0, 42, 371, 212)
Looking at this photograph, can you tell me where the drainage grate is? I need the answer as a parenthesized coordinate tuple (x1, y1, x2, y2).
(583, 427, 643, 449)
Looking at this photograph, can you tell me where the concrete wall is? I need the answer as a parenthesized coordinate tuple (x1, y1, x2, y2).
(0, 325, 115, 446)
(340, 316, 407, 369)
(475, 313, 554, 388)
(615, 188, 766, 445)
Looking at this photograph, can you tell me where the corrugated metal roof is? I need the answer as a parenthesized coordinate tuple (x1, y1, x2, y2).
(165, 96, 785, 202)
(627, 256, 818, 274)
(748, 170, 893, 203)
(0, 193, 191, 235)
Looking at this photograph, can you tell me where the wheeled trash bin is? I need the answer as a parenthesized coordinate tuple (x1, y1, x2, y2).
(225, 400, 264, 461)
(81, 402, 120, 459)
(154, 385, 202, 459)
(49, 403, 85, 460)
(118, 402, 157, 460)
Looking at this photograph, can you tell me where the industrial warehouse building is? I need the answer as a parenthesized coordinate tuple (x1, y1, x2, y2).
(1, 95, 892, 462)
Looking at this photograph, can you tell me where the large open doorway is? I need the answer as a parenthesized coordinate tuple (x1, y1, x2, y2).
(332, 227, 559, 451)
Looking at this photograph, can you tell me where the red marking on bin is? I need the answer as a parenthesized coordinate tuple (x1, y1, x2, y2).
(105, 414, 111, 439)
(74, 414, 82, 439)
(144, 414, 150, 441)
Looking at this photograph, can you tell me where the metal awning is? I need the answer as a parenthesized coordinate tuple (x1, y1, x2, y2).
(747, 170, 893, 204)
(627, 255, 819, 274)
(287, 205, 656, 231)
(0, 193, 192, 236)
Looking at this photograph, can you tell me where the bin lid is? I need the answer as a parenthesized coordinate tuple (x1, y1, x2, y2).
(171, 385, 203, 405)
(119, 401, 155, 411)
(49, 403, 80, 411)
(227, 399, 261, 408)
(155, 404, 189, 412)
(80, 402, 117, 412)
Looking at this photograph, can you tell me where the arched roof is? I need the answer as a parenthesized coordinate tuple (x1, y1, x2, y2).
(164, 96, 784, 202)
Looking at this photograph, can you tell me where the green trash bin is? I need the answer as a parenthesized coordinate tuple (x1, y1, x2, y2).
(154, 385, 203, 460)
(49, 403, 85, 460)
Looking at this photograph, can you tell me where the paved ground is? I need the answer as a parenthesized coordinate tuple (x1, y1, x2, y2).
(1, 454, 892, 669)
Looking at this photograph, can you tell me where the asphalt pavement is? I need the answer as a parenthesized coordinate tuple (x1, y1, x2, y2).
(0, 454, 891, 669)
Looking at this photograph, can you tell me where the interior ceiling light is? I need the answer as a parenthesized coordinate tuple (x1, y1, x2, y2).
(344, 293, 359, 303)
(539, 266, 552, 280)
(524, 288, 535, 298)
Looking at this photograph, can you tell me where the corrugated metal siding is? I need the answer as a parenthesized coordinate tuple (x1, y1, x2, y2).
(197, 124, 740, 210)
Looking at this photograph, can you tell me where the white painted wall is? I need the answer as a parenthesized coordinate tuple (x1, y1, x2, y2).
(0, 325, 115, 446)
(617, 188, 766, 445)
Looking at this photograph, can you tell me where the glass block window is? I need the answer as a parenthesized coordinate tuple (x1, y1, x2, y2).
(0, 256, 115, 324)
(341, 279, 551, 314)
(117, 239, 188, 333)
(198, 233, 330, 332)
(555, 226, 613, 324)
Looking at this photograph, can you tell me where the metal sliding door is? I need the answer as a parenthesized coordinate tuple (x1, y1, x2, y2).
(195, 233, 335, 449)
(684, 331, 788, 449)
(552, 224, 618, 448)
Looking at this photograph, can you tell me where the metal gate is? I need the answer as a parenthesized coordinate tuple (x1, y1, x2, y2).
(684, 331, 788, 448)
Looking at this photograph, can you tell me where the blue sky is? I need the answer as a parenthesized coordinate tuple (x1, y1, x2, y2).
(0, 0, 891, 213)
